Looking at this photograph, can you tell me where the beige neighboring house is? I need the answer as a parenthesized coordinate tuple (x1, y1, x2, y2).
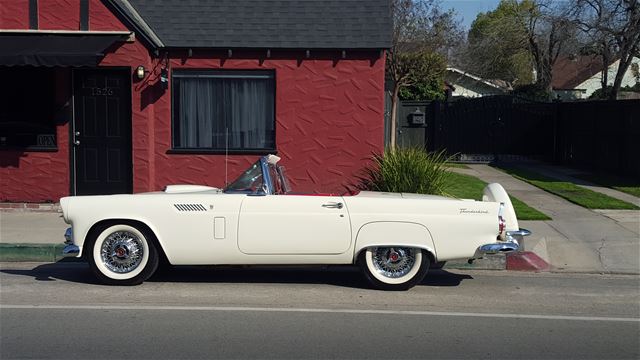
(445, 67, 510, 98)
(552, 55, 640, 100)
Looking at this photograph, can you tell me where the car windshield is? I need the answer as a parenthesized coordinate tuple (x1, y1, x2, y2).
(224, 156, 292, 194)
(224, 160, 264, 194)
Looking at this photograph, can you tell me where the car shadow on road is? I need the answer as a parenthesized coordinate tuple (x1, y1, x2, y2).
(0, 261, 102, 284)
(1, 261, 473, 289)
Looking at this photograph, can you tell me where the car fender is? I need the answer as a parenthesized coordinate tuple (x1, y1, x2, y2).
(353, 221, 437, 262)
(74, 216, 166, 260)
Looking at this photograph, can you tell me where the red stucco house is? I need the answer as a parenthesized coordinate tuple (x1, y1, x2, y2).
(0, 0, 390, 202)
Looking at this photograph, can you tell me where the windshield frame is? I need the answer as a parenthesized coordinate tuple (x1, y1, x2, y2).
(224, 155, 289, 195)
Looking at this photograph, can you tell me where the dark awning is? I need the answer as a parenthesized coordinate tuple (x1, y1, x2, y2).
(0, 33, 128, 67)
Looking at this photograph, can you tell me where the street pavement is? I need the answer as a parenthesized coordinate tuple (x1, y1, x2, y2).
(1, 262, 639, 359)
(457, 164, 640, 274)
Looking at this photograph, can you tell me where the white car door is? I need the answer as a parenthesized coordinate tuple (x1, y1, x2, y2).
(237, 195, 351, 255)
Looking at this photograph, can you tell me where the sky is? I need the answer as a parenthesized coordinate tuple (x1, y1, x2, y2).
(440, 0, 502, 29)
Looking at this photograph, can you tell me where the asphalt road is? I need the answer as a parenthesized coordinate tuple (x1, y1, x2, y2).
(1, 262, 639, 359)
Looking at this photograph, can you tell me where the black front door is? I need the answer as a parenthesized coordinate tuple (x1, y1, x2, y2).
(73, 69, 132, 195)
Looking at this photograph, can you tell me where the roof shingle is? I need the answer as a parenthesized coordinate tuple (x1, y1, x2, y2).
(125, 0, 391, 49)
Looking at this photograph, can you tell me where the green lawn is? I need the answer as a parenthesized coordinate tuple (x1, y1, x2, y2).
(445, 171, 551, 220)
(498, 167, 639, 210)
(574, 173, 640, 198)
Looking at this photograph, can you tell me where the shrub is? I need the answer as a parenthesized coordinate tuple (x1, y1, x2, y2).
(354, 147, 451, 195)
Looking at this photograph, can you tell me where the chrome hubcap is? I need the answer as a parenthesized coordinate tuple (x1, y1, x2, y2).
(371, 247, 416, 278)
(100, 231, 144, 273)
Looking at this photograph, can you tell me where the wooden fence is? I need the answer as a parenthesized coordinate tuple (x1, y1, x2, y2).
(392, 97, 640, 179)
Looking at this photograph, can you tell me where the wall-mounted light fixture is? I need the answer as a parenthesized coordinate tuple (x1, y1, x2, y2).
(136, 65, 146, 79)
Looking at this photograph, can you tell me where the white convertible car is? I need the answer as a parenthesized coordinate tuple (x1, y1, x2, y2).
(61, 155, 530, 290)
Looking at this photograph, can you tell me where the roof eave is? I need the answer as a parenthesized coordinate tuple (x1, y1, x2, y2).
(103, 0, 164, 49)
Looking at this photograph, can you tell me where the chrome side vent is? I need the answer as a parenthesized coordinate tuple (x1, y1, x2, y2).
(174, 204, 208, 212)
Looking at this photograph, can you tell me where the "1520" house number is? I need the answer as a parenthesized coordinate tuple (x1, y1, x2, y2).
(90, 87, 114, 96)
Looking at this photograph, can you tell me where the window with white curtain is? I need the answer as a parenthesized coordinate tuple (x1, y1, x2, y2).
(172, 70, 275, 152)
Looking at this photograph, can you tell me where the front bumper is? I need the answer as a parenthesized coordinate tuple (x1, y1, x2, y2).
(472, 228, 531, 259)
(62, 227, 80, 257)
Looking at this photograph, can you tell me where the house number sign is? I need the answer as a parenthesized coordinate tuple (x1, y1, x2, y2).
(90, 87, 114, 96)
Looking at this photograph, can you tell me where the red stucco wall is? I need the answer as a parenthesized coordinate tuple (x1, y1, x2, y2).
(0, 0, 29, 29)
(39, 0, 80, 30)
(0, 0, 385, 202)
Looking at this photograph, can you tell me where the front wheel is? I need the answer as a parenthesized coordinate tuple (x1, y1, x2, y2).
(358, 247, 430, 291)
(87, 223, 159, 285)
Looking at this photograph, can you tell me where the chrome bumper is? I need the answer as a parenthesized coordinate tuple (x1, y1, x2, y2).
(472, 228, 531, 260)
(62, 227, 80, 257)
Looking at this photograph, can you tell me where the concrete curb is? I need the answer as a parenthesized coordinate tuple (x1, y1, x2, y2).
(0, 243, 68, 262)
(506, 251, 552, 272)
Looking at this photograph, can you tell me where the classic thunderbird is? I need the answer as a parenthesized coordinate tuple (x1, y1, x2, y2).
(61, 155, 530, 290)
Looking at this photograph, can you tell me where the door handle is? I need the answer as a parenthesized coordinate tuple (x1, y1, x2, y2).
(322, 202, 343, 209)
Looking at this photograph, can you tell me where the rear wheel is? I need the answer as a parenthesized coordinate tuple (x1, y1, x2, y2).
(358, 247, 430, 291)
(87, 222, 159, 285)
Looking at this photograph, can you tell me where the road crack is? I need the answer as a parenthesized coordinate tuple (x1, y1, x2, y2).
(596, 238, 607, 271)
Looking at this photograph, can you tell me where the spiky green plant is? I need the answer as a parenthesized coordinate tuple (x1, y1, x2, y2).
(355, 147, 452, 195)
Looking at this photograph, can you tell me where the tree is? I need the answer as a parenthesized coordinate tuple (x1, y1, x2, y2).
(572, 0, 640, 99)
(398, 52, 447, 101)
(523, 0, 577, 92)
(387, 0, 461, 147)
(464, 0, 534, 87)
(462, 0, 577, 96)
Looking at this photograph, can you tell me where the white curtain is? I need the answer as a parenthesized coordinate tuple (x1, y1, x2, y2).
(176, 73, 274, 149)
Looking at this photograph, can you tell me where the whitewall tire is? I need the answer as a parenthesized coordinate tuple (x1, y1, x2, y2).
(87, 223, 159, 285)
(359, 247, 430, 291)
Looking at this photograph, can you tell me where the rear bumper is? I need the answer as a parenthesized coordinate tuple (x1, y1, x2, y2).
(473, 228, 531, 259)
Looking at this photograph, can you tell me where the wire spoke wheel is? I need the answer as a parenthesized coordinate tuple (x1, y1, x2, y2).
(88, 223, 159, 285)
(360, 246, 429, 291)
(371, 247, 416, 278)
(100, 231, 145, 274)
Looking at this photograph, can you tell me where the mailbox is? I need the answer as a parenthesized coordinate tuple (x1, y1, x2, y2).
(408, 108, 425, 126)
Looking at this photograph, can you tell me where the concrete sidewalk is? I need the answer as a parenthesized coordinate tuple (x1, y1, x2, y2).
(0, 211, 69, 262)
(460, 164, 639, 274)
(0, 212, 67, 244)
